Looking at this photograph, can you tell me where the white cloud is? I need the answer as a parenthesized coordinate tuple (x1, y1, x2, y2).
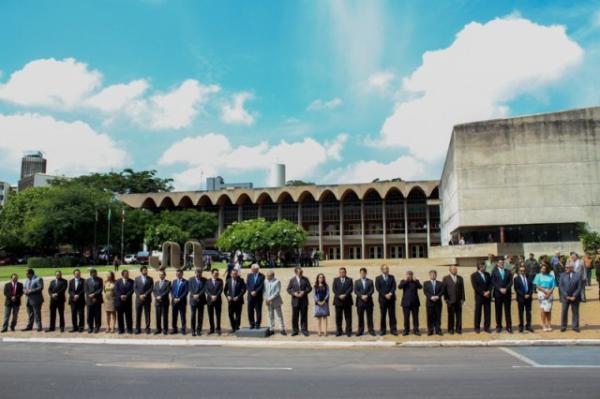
(160, 133, 346, 190)
(380, 16, 584, 161)
(84, 79, 149, 113)
(366, 71, 395, 92)
(325, 133, 348, 161)
(220, 91, 256, 125)
(307, 97, 343, 111)
(0, 113, 126, 176)
(324, 156, 426, 184)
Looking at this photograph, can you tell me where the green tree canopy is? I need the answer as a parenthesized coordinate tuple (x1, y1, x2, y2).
(0, 187, 49, 253)
(145, 223, 188, 250)
(157, 210, 218, 241)
(52, 168, 173, 194)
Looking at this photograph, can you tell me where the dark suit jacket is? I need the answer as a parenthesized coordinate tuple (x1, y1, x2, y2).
(153, 279, 171, 305)
(286, 276, 312, 307)
(205, 278, 223, 304)
(134, 275, 154, 305)
(3, 281, 24, 307)
(513, 274, 534, 303)
(225, 277, 246, 304)
(470, 271, 492, 301)
(171, 279, 189, 305)
(442, 275, 465, 304)
(398, 279, 422, 308)
(375, 274, 396, 304)
(354, 278, 374, 308)
(332, 277, 354, 307)
(491, 268, 513, 298)
(559, 272, 582, 303)
(114, 278, 134, 308)
(48, 278, 68, 303)
(423, 280, 443, 307)
(84, 276, 104, 305)
(189, 277, 207, 307)
(246, 272, 265, 300)
(68, 278, 86, 306)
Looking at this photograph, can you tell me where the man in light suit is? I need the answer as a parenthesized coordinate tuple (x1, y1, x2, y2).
(84, 268, 103, 333)
(514, 264, 534, 333)
(471, 262, 492, 334)
(225, 269, 246, 333)
(442, 265, 465, 334)
(246, 264, 265, 329)
(152, 270, 170, 335)
(23, 268, 44, 331)
(491, 259, 513, 333)
(68, 269, 85, 333)
(559, 262, 582, 332)
(205, 268, 223, 335)
(115, 269, 134, 334)
(171, 269, 189, 335)
(134, 266, 154, 335)
(2, 274, 23, 333)
(263, 270, 286, 335)
(375, 264, 398, 336)
(423, 270, 443, 336)
(286, 267, 312, 336)
(332, 267, 353, 337)
(354, 268, 375, 336)
(47, 270, 67, 332)
(189, 268, 207, 336)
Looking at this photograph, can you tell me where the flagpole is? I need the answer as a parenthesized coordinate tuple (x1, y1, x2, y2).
(107, 207, 112, 266)
(93, 209, 98, 264)
(120, 208, 125, 263)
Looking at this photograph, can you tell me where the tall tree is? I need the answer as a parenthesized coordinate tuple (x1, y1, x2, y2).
(0, 187, 49, 253)
(52, 168, 173, 194)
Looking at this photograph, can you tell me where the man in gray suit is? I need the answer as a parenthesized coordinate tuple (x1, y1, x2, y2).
(559, 262, 583, 332)
(153, 270, 170, 335)
(263, 270, 286, 336)
(23, 268, 44, 331)
(134, 266, 154, 335)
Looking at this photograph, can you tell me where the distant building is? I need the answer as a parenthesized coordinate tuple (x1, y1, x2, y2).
(206, 176, 253, 191)
(0, 181, 10, 207)
(17, 173, 66, 192)
(20, 151, 47, 180)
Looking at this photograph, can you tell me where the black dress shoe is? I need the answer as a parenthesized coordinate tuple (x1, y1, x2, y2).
(145, 329, 151, 335)
(181, 329, 186, 335)
(94, 328, 100, 334)
(560, 327, 567, 332)
(134, 330, 141, 335)
(46, 328, 55, 333)
(526, 327, 534, 333)
(208, 329, 215, 335)
(448, 330, 454, 335)
(356, 332, 363, 337)
(191, 331, 196, 337)
(163, 331, 168, 335)
(197, 330, 202, 336)
(402, 331, 409, 336)
(518, 327, 524, 333)
(346, 332, 352, 337)
(484, 328, 491, 333)
(506, 328, 513, 334)
(88, 329, 93, 334)
(391, 331, 399, 336)
(281, 330, 287, 336)
(291, 331, 299, 336)
(118, 330, 125, 335)
(1, 329, 7, 333)
(474, 329, 481, 334)
(369, 331, 376, 336)
(154, 330, 162, 335)
(436, 331, 443, 336)
(496, 327, 502, 333)
(379, 331, 386, 336)
(428, 331, 434, 336)
(217, 329, 222, 336)
(21, 327, 33, 332)
(302, 330, 309, 336)
(170, 330, 178, 335)
(60, 327, 65, 333)
(335, 332, 342, 337)
(573, 328, 581, 333)
(69, 329, 78, 333)
(456, 330, 462, 335)
(414, 331, 421, 336)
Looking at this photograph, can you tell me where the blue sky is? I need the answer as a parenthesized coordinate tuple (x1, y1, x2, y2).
(1, 0, 599, 190)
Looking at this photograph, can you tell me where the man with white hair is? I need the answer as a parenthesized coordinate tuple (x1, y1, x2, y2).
(246, 263, 265, 329)
(263, 270, 286, 335)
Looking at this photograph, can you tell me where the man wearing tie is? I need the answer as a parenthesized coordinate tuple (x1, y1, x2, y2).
(152, 270, 170, 335)
(514, 264, 534, 333)
(491, 258, 513, 333)
(68, 269, 85, 333)
(23, 268, 44, 332)
(399, 270, 422, 336)
(471, 262, 492, 333)
(171, 269, 189, 335)
(332, 267, 354, 337)
(84, 268, 103, 333)
(246, 264, 265, 329)
(115, 269, 134, 334)
(375, 264, 398, 336)
(47, 271, 68, 332)
(441, 265, 465, 334)
(2, 274, 23, 333)
(225, 269, 246, 333)
(264, 270, 286, 336)
(134, 266, 154, 335)
(423, 270, 443, 336)
(559, 262, 582, 332)
(205, 268, 223, 335)
(189, 268, 207, 336)
(286, 267, 312, 336)
(354, 268, 375, 336)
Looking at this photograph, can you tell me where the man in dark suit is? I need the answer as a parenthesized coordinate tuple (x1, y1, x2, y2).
(134, 266, 153, 335)
(491, 258, 513, 333)
(47, 270, 67, 332)
(23, 268, 44, 332)
(354, 267, 375, 336)
(225, 269, 246, 333)
(423, 270, 443, 336)
(442, 265, 465, 334)
(153, 270, 170, 335)
(399, 270, 422, 336)
(115, 269, 134, 334)
(246, 264, 265, 329)
(332, 267, 353, 337)
(471, 262, 492, 333)
(84, 268, 103, 333)
(171, 268, 189, 335)
(2, 273, 23, 333)
(68, 269, 85, 333)
(514, 264, 534, 333)
(286, 267, 312, 336)
(205, 268, 223, 335)
(189, 268, 207, 336)
(559, 262, 582, 332)
(375, 264, 398, 336)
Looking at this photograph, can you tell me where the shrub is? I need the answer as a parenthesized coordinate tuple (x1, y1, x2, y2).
(27, 257, 54, 268)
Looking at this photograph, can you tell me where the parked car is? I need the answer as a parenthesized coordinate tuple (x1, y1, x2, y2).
(123, 254, 137, 264)
(0, 256, 17, 266)
(203, 249, 225, 263)
(136, 251, 150, 265)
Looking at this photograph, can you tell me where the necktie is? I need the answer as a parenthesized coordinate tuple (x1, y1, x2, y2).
(12, 282, 16, 296)
(499, 269, 505, 280)
(362, 279, 366, 290)
(75, 279, 78, 290)
(432, 281, 436, 292)
(232, 280, 236, 294)
(522, 276, 527, 291)
(480, 272, 485, 283)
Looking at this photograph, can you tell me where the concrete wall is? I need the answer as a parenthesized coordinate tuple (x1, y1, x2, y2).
(440, 106, 600, 239)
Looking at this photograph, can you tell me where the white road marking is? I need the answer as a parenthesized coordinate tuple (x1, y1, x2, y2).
(499, 347, 600, 369)
(499, 347, 540, 367)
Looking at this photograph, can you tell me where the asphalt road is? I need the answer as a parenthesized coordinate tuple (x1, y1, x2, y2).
(0, 343, 599, 399)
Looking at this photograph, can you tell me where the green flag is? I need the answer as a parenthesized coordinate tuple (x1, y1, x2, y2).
(107, 208, 112, 222)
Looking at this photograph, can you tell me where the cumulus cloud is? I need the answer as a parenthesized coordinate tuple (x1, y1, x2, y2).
(324, 156, 426, 184)
(366, 71, 395, 92)
(307, 97, 343, 111)
(159, 133, 347, 190)
(220, 91, 256, 125)
(380, 16, 584, 161)
(325, 133, 348, 161)
(0, 113, 126, 176)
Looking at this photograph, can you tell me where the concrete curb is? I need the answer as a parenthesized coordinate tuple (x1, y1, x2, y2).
(3, 337, 600, 348)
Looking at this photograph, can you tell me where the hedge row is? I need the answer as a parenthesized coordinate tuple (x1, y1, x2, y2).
(27, 256, 84, 269)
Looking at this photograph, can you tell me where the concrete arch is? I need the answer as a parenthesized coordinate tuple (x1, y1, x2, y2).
(141, 197, 158, 209)
(407, 185, 427, 199)
(318, 189, 337, 202)
(161, 241, 181, 269)
(276, 190, 294, 203)
(178, 195, 194, 208)
(383, 186, 405, 200)
(256, 191, 275, 204)
(216, 193, 234, 206)
(236, 193, 252, 205)
(197, 194, 214, 207)
(297, 190, 316, 203)
(363, 188, 383, 201)
(183, 240, 204, 271)
(158, 196, 176, 208)
(340, 188, 360, 201)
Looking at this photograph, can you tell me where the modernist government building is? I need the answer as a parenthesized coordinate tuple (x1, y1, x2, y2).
(121, 106, 600, 261)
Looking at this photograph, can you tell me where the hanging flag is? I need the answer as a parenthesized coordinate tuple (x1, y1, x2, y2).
(107, 208, 112, 222)
(121, 208, 126, 223)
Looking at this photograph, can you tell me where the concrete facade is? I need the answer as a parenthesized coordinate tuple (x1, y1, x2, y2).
(440, 106, 600, 245)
